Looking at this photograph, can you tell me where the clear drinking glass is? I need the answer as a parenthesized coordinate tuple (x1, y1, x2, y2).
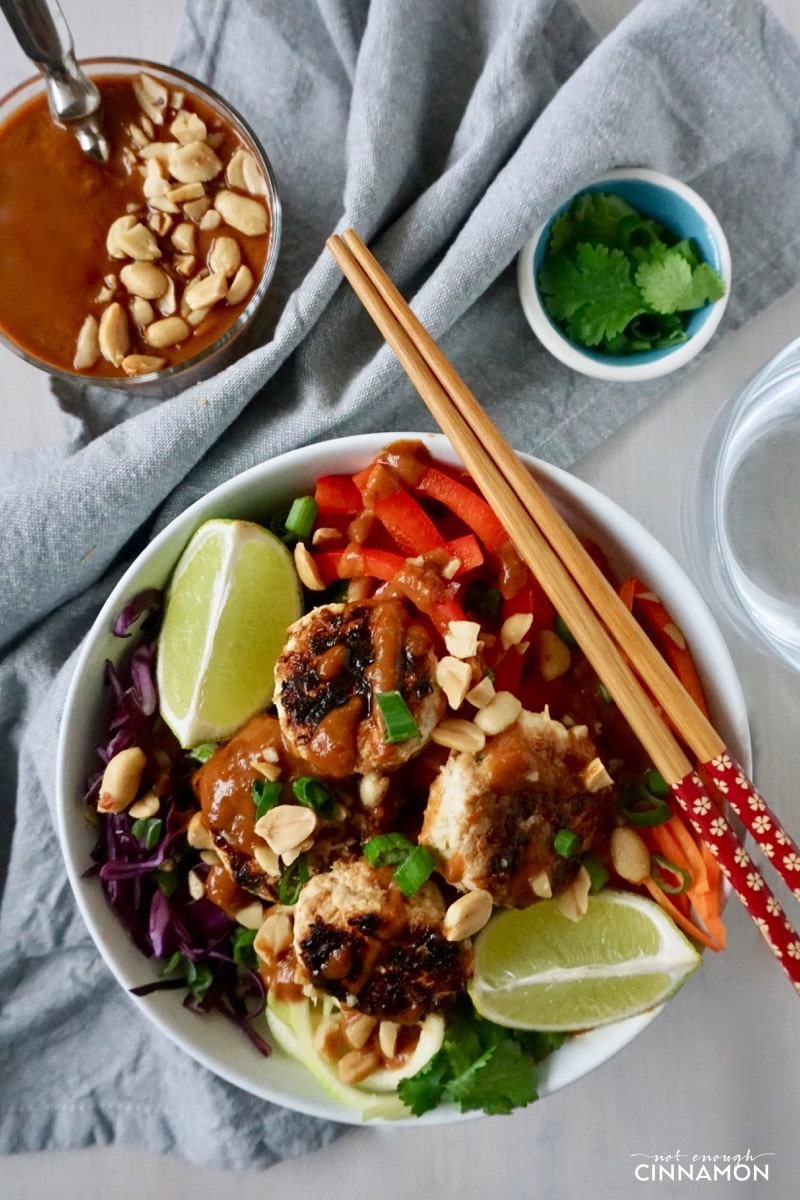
(692, 336, 800, 671)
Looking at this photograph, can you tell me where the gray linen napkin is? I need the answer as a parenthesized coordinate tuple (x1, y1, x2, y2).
(2, 0, 800, 1170)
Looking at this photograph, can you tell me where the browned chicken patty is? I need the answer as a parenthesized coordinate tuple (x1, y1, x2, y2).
(293, 859, 470, 1023)
(274, 599, 445, 779)
(420, 709, 614, 907)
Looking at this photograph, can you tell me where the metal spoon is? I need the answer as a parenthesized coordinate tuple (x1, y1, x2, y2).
(0, 0, 108, 160)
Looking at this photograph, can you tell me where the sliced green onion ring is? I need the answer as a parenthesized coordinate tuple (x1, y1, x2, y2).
(650, 853, 692, 895)
(620, 787, 672, 827)
(279, 854, 310, 905)
(582, 854, 610, 894)
(376, 690, 420, 744)
(553, 828, 579, 858)
(252, 778, 282, 821)
(292, 775, 334, 816)
(363, 832, 415, 868)
(284, 495, 318, 540)
(131, 816, 163, 849)
(392, 844, 437, 897)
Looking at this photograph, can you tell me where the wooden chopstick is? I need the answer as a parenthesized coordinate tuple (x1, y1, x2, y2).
(326, 229, 800, 993)
(336, 227, 800, 909)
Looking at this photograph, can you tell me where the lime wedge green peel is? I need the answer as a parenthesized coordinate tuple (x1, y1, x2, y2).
(468, 890, 701, 1032)
(156, 518, 302, 748)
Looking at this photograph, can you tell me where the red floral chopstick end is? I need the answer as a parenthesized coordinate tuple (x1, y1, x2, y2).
(672, 771, 800, 994)
(702, 752, 800, 903)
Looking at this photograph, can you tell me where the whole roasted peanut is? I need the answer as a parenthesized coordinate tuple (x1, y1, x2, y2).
(121, 353, 167, 377)
(226, 264, 254, 306)
(145, 315, 189, 349)
(73, 315, 99, 370)
(214, 189, 268, 236)
(208, 236, 241, 277)
(120, 262, 170, 300)
(97, 746, 146, 813)
(183, 272, 229, 311)
(610, 827, 651, 883)
(442, 889, 493, 941)
(98, 302, 130, 367)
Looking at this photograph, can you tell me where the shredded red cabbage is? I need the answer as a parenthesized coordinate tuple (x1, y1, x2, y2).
(113, 588, 162, 637)
(85, 588, 270, 1055)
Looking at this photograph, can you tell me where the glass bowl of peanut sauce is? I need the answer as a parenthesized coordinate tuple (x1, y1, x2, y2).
(0, 58, 281, 397)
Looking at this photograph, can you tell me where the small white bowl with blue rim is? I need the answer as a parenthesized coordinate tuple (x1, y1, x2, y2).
(517, 167, 732, 383)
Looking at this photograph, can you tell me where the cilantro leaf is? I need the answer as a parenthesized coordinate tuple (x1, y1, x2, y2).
(536, 190, 725, 356)
(445, 1037, 538, 1115)
(397, 1002, 548, 1118)
(636, 252, 725, 314)
(680, 261, 726, 309)
(635, 251, 694, 314)
(539, 243, 645, 346)
(548, 191, 638, 255)
(396, 1051, 452, 1116)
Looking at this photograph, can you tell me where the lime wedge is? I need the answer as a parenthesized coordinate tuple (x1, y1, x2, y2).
(156, 518, 302, 748)
(468, 890, 701, 1031)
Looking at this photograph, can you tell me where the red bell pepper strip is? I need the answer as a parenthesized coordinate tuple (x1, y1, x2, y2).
(372, 488, 445, 556)
(443, 533, 484, 575)
(414, 467, 507, 550)
(313, 474, 363, 516)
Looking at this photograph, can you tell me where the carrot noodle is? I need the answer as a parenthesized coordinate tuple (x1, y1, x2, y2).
(641, 876, 722, 952)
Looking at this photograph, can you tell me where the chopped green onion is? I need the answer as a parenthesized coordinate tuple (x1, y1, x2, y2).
(553, 828, 579, 858)
(392, 844, 437, 897)
(554, 614, 577, 647)
(188, 742, 218, 764)
(153, 868, 178, 898)
(252, 778, 282, 820)
(160, 951, 185, 977)
(582, 854, 610, 894)
(185, 959, 214, 1000)
(597, 682, 614, 704)
(644, 768, 669, 797)
(376, 690, 420, 744)
(650, 853, 692, 895)
(279, 854, 310, 905)
(466, 582, 503, 620)
(131, 816, 163, 849)
(364, 832, 415, 868)
(284, 495, 318, 540)
(231, 927, 258, 969)
(292, 775, 335, 817)
(620, 787, 672, 827)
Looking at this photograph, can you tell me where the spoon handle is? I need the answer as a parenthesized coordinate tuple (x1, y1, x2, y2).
(0, 0, 108, 158)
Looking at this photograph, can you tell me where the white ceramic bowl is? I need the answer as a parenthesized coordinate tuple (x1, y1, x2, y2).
(55, 432, 750, 1125)
(517, 168, 732, 383)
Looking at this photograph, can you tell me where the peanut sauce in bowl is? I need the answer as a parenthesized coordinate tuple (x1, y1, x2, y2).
(0, 58, 281, 395)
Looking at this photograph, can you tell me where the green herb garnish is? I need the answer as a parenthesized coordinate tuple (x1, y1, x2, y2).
(538, 191, 725, 355)
(375, 690, 420, 744)
(397, 1002, 565, 1117)
(553, 828, 579, 858)
(279, 854, 310, 905)
(363, 833, 437, 896)
(252, 777, 282, 820)
(292, 775, 335, 817)
(284, 495, 318, 540)
(131, 816, 163, 849)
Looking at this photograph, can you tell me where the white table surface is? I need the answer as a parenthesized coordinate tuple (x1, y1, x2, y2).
(3, 2, 800, 1197)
